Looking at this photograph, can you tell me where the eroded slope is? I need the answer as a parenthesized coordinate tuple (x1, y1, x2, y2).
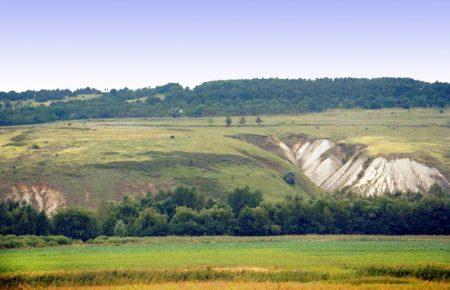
(237, 134, 449, 196)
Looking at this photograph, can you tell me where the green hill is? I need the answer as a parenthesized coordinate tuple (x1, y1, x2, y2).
(1, 78, 449, 125)
(1, 108, 448, 211)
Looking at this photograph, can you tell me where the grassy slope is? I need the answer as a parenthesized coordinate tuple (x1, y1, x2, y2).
(0, 235, 448, 287)
(0, 93, 101, 107)
(0, 108, 449, 208)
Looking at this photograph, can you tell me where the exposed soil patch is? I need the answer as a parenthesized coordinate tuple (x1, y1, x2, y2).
(233, 133, 449, 196)
(166, 128, 194, 132)
(4, 184, 67, 215)
(56, 127, 91, 131)
(212, 267, 271, 272)
(116, 182, 171, 197)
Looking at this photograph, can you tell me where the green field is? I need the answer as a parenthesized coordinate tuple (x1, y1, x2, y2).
(1, 108, 449, 208)
(0, 235, 449, 288)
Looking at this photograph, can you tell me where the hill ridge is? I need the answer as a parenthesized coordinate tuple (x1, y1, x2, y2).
(1, 77, 449, 125)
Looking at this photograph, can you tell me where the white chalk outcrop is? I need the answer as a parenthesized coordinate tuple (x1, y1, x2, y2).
(352, 158, 446, 196)
(273, 135, 448, 196)
(5, 184, 67, 215)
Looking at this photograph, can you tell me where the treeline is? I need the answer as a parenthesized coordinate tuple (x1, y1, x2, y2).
(0, 87, 100, 102)
(1, 78, 449, 125)
(1, 186, 449, 240)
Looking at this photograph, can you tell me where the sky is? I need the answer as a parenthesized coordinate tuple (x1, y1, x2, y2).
(1, 0, 449, 91)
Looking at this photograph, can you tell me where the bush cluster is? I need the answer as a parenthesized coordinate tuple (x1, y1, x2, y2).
(0, 235, 75, 249)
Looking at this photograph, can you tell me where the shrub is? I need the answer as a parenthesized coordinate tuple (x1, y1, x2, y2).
(0, 235, 76, 249)
(270, 224, 282, 235)
(113, 220, 126, 237)
(283, 172, 296, 185)
(363, 265, 450, 281)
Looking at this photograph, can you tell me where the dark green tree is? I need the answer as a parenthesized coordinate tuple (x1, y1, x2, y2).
(225, 116, 232, 127)
(170, 206, 205, 235)
(226, 187, 263, 216)
(199, 205, 235, 235)
(134, 208, 169, 236)
(12, 204, 38, 235)
(36, 211, 50, 235)
(52, 208, 99, 241)
(237, 207, 270, 235)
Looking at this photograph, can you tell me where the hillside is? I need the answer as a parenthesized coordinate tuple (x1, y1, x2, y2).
(1, 78, 449, 125)
(1, 108, 449, 213)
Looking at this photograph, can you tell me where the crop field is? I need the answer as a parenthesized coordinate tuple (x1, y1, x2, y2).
(1, 108, 449, 208)
(0, 235, 449, 288)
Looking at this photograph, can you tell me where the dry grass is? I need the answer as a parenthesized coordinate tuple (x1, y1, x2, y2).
(45, 280, 449, 290)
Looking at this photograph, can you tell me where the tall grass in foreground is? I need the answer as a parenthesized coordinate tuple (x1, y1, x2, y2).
(47, 281, 450, 290)
(1, 266, 448, 288)
(361, 265, 450, 281)
(0, 269, 327, 288)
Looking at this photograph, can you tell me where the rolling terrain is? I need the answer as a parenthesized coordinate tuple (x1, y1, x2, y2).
(1, 108, 449, 213)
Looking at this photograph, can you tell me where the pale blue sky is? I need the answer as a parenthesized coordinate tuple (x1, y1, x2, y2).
(1, 0, 449, 91)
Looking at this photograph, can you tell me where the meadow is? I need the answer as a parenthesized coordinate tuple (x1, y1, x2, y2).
(1, 108, 449, 209)
(0, 235, 449, 288)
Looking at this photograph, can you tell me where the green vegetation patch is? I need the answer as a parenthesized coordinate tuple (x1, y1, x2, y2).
(0, 235, 78, 249)
(0, 109, 448, 207)
(93, 151, 258, 173)
(4, 130, 34, 147)
(0, 235, 448, 287)
(361, 265, 450, 281)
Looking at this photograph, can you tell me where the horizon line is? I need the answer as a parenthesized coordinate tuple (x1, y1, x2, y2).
(1, 76, 448, 93)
